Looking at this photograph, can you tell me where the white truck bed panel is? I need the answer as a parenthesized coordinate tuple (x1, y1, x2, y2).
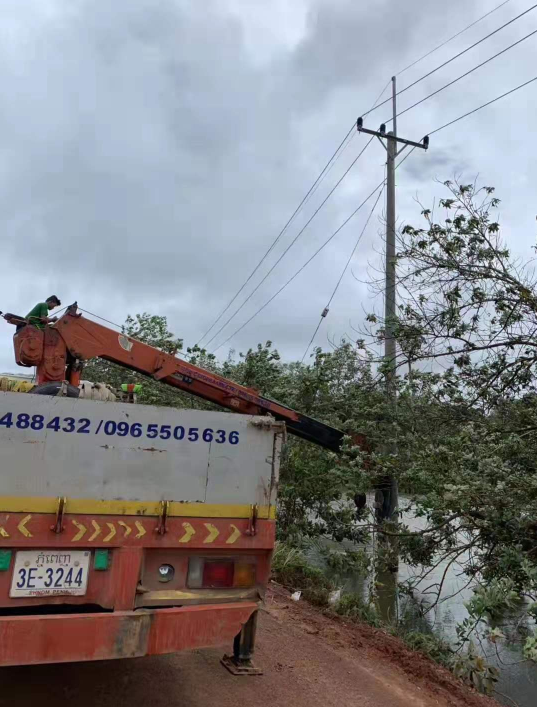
(0, 392, 282, 507)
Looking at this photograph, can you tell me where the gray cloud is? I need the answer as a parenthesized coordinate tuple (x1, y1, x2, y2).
(1, 0, 535, 375)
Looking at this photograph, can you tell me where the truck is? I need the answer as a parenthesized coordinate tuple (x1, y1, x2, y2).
(0, 304, 348, 670)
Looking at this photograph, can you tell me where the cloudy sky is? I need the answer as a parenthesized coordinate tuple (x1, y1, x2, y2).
(1, 0, 535, 374)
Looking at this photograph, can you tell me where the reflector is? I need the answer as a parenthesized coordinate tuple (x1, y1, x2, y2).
(202, 561, 234, 588)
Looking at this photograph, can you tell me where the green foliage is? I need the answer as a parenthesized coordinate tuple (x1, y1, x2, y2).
(465, 580, 521, 620)
(271, 542, 335, 606)
(401, 631, 453, 668)
(451, 644, 500, 695)
(334, 593, 382, 627)
(523, 634, 537, 661)
(319, 546, 370, 575)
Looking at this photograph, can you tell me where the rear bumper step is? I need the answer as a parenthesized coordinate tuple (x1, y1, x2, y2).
(0, 601, 258, 666)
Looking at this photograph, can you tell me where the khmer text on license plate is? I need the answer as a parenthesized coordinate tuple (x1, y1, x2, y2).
(10, 550, 91, 597)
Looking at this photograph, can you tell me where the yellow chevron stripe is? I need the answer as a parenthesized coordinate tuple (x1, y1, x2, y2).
(0, 496, 276, 519)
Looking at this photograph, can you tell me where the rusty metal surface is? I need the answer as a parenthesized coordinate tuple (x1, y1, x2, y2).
(0, 513, 275, 549)
(135, 587, 260, 608)
(0, 536, 272, 611)
(0, 603, 257, 666)
(0, 546, 141, 610)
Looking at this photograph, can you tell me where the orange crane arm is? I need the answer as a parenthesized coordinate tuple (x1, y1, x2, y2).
(9, 304, 346, 452)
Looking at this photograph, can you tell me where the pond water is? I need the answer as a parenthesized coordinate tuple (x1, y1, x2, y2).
(308, 496, 537, 707)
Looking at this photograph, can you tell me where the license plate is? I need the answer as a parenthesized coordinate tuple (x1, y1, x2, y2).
(10, 550, 91, 598)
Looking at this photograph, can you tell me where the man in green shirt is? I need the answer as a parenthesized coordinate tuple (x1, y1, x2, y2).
(25, 295, 62, 330)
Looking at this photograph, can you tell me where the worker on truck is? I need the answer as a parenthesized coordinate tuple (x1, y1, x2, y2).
(25, 295, 61, 329)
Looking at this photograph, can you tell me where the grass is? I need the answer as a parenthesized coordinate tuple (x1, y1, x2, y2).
(271, 542, 335, 606)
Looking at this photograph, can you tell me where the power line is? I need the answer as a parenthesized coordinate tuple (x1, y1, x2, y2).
(428, 73, 537, 136)
(197, 80, 393, 348)
(301, 186, 385, 362)
(197, 4, 522, 347)
(195, 126, 355, 346)
(212, 148, 426, 354)
(361, 1, 537, 120)
(203, 135, 376, 349)
(211, 178, 386, 353)
(397, 0, 513, 76)
(198, 3, 528, 352)
(390, 27, 537, 124)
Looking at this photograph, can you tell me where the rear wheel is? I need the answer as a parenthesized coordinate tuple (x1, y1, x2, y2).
(31, 382, 80, 398)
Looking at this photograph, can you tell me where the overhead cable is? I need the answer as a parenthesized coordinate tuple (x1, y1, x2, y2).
(211, 179, 385, 353)
(195, 127, 355, 346)
(203, 136, 376, 349)
(197, 79, 393, 347)
(428, 73, 537, 135)
(212, 148, 425, 353)
(301, 186, 385, 362)
(389, 27, 537, 124)
(361, 2, 537, 120)
(397, 0, 513, 76)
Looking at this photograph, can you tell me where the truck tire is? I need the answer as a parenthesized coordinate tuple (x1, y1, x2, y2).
(31, 382, 80, 398)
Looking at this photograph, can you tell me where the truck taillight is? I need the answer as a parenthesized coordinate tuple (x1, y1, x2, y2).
(187, 558, 256, 589)
(203, 561, 234, 588)
(234, 562, 256, 587)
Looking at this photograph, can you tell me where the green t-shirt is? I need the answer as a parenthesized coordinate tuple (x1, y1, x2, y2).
(26, 302, 49, 329)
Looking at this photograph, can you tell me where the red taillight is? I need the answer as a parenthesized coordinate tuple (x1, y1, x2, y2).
(202, 561, 234, 588)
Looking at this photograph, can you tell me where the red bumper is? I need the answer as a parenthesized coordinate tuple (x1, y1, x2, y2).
(0, 602, 257, 666)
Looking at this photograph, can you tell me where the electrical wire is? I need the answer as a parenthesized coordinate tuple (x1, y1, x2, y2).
(197, 3, 521, 348)
(301, 185, 385, 362)
(197, 80, 393, 348)
(212, 147, 426, 355)
(211, 179, 386, 353)
(203, 135, 376, 349)
(195, 127, 355, 346)
(198, 3, 528, 353)
(428, 73, 537, 135)
(389, 27, 537, 125)
(360, 2, 537, 120)
(397, 0, 513, 76)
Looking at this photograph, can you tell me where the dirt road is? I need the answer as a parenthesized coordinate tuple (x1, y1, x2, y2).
(0, 586, 495, 707)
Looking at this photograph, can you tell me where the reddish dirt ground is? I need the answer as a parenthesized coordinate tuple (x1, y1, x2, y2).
(0, 584, 497, 707)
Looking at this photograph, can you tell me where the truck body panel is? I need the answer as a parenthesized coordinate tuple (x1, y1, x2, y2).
(0, 392, 280, 509)
(0, 391, 282, 666)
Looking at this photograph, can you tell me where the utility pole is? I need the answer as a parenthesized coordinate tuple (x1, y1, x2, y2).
(357, 77, 429, 524)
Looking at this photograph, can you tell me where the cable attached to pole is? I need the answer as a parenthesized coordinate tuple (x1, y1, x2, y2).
(301, 186, 385, 362)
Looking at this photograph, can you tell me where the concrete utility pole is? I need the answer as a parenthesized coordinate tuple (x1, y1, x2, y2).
(357, 77, 429, 523)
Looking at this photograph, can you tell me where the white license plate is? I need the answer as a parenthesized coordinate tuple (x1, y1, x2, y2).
(10, 550, 91, 598)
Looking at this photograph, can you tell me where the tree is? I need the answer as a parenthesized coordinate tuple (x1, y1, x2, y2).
(353, 180, 537, 660)
(385, 180, 537, 410)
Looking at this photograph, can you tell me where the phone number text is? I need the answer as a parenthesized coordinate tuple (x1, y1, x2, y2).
(0, 412, 240, 445)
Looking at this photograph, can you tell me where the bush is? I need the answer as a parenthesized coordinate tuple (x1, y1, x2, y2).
(401, 631, 453, 668)
(272, 542, 335, 606)
(333, 593, 382, 627)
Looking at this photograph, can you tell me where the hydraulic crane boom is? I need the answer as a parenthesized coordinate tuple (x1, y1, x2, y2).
(6, 304, 345, 452)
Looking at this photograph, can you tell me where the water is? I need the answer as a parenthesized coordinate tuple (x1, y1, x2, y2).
(308, 496, 537, 706)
